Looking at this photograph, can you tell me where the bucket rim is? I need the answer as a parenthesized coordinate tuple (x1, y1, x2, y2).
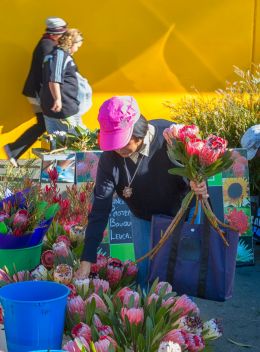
(0, 242, 42, 252)
(0, 280, 70, 303)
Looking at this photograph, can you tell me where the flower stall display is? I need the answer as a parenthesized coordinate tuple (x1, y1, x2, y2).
(0, 190, 59, 249)
(0, 266, 222, 352)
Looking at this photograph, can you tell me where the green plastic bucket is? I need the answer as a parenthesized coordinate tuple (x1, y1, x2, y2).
(0, 243, 42, 275)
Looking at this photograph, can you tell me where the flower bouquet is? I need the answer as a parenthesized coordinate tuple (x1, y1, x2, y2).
(64, 280, 222, 351)
(0, 190, 59, 249)
(138, 125, 236, 261)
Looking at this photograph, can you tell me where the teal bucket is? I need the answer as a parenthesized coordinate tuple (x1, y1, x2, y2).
(0, 281, 69, 352)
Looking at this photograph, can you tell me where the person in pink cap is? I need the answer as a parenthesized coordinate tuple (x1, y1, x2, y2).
(76, 96, 207, 287)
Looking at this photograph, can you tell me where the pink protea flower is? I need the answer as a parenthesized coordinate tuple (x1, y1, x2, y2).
(41, 250, 55, 269)
(86, 293, 108, 312)
(162, 296, 176, 307)
(92, 278, 110, 293)
(12, 209, 29, 235)
(163, 329, 186, 346)
(177, 125, 200, 142)
(163, 124, 185, 140)
(186, 138, 205, 156)
(225, 208, 249, 235)
(116, 287, 132, 302)
(121, 307, 144, 325)
(199, 135, 228, 166)
(123, 260, 138, 277)
(91, 254, 108, 274)
(172, 295, 200, 317)
(97, 325, 114, 337)
(63, 336, 90, 352)
(185, 332, 205, 352)
(52, 241, 70, 257)
(94, 335, 117, 352)
(147, 293, 160, 305)
(107, 258, 123, 287)
(56, 235, 71, 247)
(53, 264, 73, 285)
(71, 322, 92, 343)
(67, 283, 77, 299)
(155, 282, 173, 295)
(123, 290, 140, 308)
(178, 315, 203, 335)
(68, 295, 86, 319)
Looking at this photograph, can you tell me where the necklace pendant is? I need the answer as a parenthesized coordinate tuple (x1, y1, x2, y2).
(123, 186, 133, 198)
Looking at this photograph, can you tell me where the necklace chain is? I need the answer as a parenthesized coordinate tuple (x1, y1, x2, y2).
(124, 154, 145, 187)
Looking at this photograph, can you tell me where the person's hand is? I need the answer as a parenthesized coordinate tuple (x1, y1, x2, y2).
(163, 124, 184, 145)
(74, 261, 91, 279)
(190, 180, 209, 199)
(51, 98, 62, 112)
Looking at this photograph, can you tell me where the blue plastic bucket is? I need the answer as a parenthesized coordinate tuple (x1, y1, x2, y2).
(0, 281, 70, 352)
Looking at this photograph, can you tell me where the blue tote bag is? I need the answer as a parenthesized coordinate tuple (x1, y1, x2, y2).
(149, 214, 239, 301)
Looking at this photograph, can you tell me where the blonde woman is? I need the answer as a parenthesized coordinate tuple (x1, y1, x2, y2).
(41, 29, 92, 133)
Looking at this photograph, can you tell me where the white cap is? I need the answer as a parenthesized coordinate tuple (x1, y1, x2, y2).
(45, 17, 67, 34)
(241, 124, 260, 160)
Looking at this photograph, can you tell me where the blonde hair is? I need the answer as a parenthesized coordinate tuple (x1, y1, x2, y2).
(57, 28, 83, 52)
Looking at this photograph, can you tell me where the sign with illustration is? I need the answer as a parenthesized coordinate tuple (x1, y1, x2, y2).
(208, 148, 254, 266)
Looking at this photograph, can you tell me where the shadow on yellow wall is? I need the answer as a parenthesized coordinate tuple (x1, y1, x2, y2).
(0, 0, 259, 158)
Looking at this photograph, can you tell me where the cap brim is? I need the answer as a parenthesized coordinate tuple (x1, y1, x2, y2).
(99, 125, 134, 151)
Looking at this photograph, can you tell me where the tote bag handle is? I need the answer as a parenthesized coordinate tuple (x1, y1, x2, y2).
(166, 210, 211, 298)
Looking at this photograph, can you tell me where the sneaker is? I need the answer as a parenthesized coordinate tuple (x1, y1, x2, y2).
(3, 145, 18, 167)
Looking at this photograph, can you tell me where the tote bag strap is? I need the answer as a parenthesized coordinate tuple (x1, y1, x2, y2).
(166, 211, 211, 298)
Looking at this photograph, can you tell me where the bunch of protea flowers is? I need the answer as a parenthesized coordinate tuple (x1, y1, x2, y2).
(64, 280, 222, 352)
(0, 191, 59, 237)
(138, 125, 235, 262)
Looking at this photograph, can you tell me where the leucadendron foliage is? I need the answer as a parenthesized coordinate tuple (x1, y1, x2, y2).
(165, 65, 259, 148)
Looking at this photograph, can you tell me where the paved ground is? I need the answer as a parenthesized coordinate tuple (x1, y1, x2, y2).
(194, 244, 260, 352)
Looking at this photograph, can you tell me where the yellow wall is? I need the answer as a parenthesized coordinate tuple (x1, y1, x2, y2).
(0, 0, 259, 158)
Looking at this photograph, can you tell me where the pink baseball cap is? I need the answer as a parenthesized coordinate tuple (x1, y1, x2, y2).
(98, 96, 141, 151)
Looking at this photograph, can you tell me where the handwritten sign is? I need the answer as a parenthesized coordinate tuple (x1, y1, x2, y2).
(109, 196, 132, 244)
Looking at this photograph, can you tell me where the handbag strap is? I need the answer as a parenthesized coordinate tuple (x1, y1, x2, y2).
(166, 210, 211, 298)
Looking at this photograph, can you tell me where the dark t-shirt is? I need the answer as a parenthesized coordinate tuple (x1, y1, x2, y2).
(40, 48, 79, 119)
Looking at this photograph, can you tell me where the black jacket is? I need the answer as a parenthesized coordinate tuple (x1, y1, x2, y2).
(23, 35, 56, 98)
